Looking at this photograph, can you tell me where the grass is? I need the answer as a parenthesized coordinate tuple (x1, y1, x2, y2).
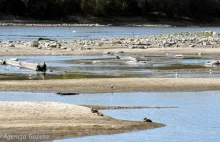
(152, 64, 206, 70)
(197, 32, 213, 37)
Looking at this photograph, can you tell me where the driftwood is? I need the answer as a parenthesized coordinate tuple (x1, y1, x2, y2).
(38, 37, 56, 41)
(5, 60, 20, 67)
(56, 92, 79, 96)
(0, 59, 47, 72)
(20, 62, 46, 71)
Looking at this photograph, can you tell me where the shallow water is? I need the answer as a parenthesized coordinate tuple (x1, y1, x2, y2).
(1, 26, 220, 41)
(1, 55, 220, 79)
(0, 91, 220, 142)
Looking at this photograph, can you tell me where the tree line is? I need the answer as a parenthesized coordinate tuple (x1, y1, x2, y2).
(0, 0, 220, 21)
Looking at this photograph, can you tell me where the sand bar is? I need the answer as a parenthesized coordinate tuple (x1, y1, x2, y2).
(0, 102, 163, 140)
(1, 78, 220, 93)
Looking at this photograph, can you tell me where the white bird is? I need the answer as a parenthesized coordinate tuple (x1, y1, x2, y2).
(28, 75, 33, 80)
(209, 70, 212, 74)
(175, 72, 178, 78)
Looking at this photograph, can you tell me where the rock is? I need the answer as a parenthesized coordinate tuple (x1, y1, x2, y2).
(31, 41, 39, 47)
(95, 42, 102, 46)
(128, 45, 136, 49)
(213, 32, 218, 37)
(8, 44, 15, 47)
(61, 46, 67, 50)
(49, 42, 57, 48)
(102, 51, 112, 55)
(198, 52, 203, 56)
(92, 60, 101, 64)
(56, 43, 61, 48)
(115, 51, 124, 54)
(189, 44, 196, 48)
(66, 48, 73, 51)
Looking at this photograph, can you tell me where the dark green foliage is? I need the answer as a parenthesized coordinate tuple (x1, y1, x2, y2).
(0, 0, 220, 21)
(0, 0, 26, 15)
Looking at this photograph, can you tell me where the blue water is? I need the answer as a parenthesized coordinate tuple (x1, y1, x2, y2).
(0, 91, 220, 142)
(1, 26, 220, 40)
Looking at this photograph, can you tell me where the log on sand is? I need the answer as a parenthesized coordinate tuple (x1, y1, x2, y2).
(20, 62, 47, 72)
(5, 60, 20, 67)
(0, 59, 47, 72)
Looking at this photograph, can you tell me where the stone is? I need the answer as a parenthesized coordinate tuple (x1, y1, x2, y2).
(49, 42, 57, 48)
(61, 46, 67, 50)
(7, 44, 15, 47)
(189, 44, 196, 48)
(66, 48, 73, 51)
(31, 41, 39, 47)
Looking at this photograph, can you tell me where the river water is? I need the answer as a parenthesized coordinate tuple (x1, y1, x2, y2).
(0, 91, 220, 142)
(1, 55, 220, 80)
(1, 26, 220, 41)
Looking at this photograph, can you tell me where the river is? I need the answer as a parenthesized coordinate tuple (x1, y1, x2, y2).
(1, 26, 220, 41)
(0, 91, 220, 142)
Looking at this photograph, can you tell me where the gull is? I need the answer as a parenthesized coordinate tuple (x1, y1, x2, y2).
(175, 72, 178, 78)
(29, 74, 33, 80)
(209, 70, 212, 74)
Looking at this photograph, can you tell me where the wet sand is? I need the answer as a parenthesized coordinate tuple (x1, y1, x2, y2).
(1, 78, 220, 93)
(0, 102, 164, 140)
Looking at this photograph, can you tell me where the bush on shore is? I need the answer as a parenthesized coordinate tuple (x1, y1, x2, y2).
(0, 0, 220, 21)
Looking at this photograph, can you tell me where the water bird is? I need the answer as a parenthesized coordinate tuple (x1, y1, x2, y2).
(116, 56, 121, 59)
(111, 84, 114, 89)
(72, 30, 77, 33)
(91, 108, 99, 113)
(28, 74, 33, 80)
(209, 70, 212, 74)
(175, 72, 178, 78)
(143, 117, 152, 122)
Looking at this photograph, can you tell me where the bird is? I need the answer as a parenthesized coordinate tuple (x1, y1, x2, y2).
(209, 70, 212, 74)
(28, 74, 33, 80)
(175, 72, 178, 78)
(111, 84, 114, 89)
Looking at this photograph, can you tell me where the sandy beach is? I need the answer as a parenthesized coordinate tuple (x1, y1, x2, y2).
(1, 78, 220, 93)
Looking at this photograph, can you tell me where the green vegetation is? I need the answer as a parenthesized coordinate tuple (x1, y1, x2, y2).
(153, 64, 206, 70)
(1, 0, 220, 21)
(197, 32, 213, 37)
